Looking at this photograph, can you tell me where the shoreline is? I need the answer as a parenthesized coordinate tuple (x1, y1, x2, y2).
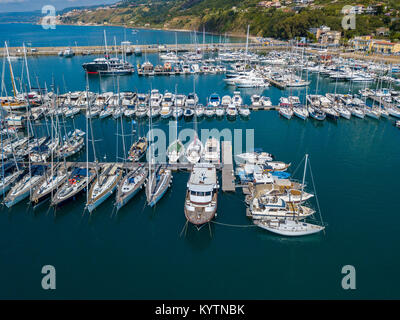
(34, 21, 254, 41)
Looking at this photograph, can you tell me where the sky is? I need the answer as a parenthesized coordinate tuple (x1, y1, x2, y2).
(0, 0, 119, 13)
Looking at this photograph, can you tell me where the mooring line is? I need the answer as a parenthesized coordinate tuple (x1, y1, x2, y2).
(211, 221, 256, 228)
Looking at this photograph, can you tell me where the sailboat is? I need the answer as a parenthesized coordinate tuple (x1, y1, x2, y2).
(167, 86, 185, 164)
(4, 164, 47, 207)
(115, 164, 148, 211)
(0, 160, 22, 196)
(86, 164, 122, 213)
(51, 166, 95, 207)
(30, 163, 68, 207)
(145, 109, 172, 207)
(253, 154, 325, 237)
(254, 219, 325, 236)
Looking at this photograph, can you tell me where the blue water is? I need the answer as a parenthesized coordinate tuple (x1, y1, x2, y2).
(0, 23, 243, 47)
(1, 35, 400, 299)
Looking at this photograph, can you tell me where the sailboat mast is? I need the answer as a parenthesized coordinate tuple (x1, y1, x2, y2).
(114, 36, 118, 59)
(148, 91, 153, 195)
(300, 154, 308, 202)
(245, 24, 249, 65)
(4, 42, 17, 97)
(104, 30, 108, 57)
(85, 77, 90, 204)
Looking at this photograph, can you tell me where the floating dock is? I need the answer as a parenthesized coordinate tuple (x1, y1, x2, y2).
(221, 141, 236, 192)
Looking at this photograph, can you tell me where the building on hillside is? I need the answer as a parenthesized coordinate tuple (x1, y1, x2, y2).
(342, 5, 364, 15)
(371, 41, 400, 54)
(376, 27, 389, 37)
(349, 36, 373, 51)
(319, 31, 341, 46)
(257, 0, 281, 8)
(349, 36, 400, 54)
(308, 26, 341, 46)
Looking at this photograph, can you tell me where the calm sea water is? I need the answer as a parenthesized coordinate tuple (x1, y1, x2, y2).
(1, 30, 400, 299)
(0, 23, 243, 47)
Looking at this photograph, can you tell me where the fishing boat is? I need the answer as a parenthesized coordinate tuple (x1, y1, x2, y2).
(86, 164, 122, 213)
(202, 138, 220, 163)
(184, 163, 219, 228)
(115, 165, 148, 211)
(51, 167, 96, 207)
(4, 165, 47, 208)
(128, 137, 148, 162)
(254, 219, 324, 236)
(146, 165, 172, 207)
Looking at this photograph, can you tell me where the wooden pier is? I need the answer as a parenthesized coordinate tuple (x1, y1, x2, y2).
(32, 148, 234, 191)
(221, 141, 236, 192)
(248, 105, 280, 111)
(264, 77, 286, 90)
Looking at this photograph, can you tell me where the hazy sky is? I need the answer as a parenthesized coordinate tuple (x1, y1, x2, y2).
(0, 0, 118, 13)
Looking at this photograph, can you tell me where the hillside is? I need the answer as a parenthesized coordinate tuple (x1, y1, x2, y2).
(58, 0, 400, 41)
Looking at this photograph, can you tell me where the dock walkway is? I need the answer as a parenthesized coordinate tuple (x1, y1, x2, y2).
(221, 141, 236, 192)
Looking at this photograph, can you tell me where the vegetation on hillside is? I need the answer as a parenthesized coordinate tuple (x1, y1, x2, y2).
(59, 0, 400, 41)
